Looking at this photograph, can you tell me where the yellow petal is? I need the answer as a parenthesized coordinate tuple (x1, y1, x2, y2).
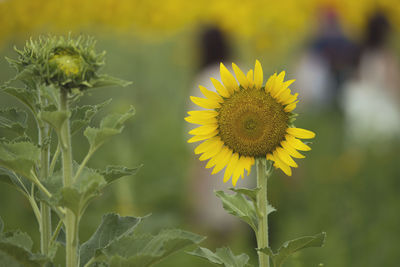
(211, 147, 233, 173)
(199, 141, 224, 161)
(287, 128, 316, 139)
(199, 85, 223, 103)
(232, 63, 249, 89)
(187, 131, 217, 143)
(275, 147, 298, 167)
(280, 141, 305, 158)
(265, 73, 277, 93)
(281, 92, 298, 105)
(187, 110, 218, 118)
(232, 157, 246, 186)
(277, 88, 292, 103)
(185, 115, 217, 125)
(189, 124, 218, 135)
(284, 101, 298, 112)
(207, 146, 230, 169)
(247, 69, 254, 88)
(194, 137, 220, 154)
(243, 157, 254, 176)
(210, 78, 230, 98)
(266, 153, 274, 161)
(254, 60, 263, 89)
(285, 135, 311, 151)
(190, 96, 220, 109)
(270, 71, 286, 97)
(220, 63, 238, 93)
(272, 153, 292, 176)
(223, 152, 239, 183)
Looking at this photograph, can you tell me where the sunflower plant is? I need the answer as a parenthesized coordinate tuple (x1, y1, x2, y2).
(0, 35, 204, 267)
(186, 61, 326, 267)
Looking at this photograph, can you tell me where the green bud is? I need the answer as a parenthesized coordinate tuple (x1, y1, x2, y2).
(6, 35, 128, 93)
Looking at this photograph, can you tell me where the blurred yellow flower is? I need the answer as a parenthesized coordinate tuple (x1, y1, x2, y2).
(186, 61, 315, 186)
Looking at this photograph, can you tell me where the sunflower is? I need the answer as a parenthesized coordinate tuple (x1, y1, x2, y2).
(186, 60, 315, 186)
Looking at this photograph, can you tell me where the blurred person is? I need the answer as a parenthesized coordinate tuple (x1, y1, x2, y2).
(341, 11, 400, 147)
(186, 26, 253, 240)
(294, 7, 359, 111)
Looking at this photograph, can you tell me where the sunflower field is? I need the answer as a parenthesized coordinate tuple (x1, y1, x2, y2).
(1, 0, 400, 266)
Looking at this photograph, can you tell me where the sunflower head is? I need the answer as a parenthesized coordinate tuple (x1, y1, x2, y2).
(186, 60, 315, 186)
(6, 35, 130, 93)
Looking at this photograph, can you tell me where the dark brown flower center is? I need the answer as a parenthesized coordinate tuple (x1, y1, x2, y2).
(217, 87, 288, 157)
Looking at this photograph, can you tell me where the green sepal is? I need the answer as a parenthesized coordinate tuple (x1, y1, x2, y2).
(79, 213, 147, 267)
(258, 232, 326, 267)
(84, 106, 135, 153)
(188, 247, 252, 267)
(0, 140, 40, 183)
(215, 190, 258, 232)
(0, 108, 28, 136)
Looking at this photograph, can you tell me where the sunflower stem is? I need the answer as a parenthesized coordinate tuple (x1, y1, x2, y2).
(256, 158, 270, 267)
(60, 90, 79, 267)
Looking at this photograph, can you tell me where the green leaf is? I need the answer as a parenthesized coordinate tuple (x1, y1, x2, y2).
(0, 231, 33, 252)
(90, 74, 132, 89)
(80, 213, 146, 267)
(0, 229, 49, 267)
(100, 165, 142, 184)
(2, 87, 37, 114)
(103, 229, 204, 267)
(259, 232, 326, 267)
(70, 100, 111, 135)
(61, 167, 106, 216)
(84, 106, 135, 152)
(215, 190, 258, 232)
(38, 110, 70, 134)
(229, 187, 259, 202)
(229, 188, 276, 218)
(0, 141, 40, 182)
(0, 108, 27, 135)
(188, 247, 250, 267)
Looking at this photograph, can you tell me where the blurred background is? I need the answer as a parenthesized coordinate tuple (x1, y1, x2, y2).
(1, 0, 400, 266)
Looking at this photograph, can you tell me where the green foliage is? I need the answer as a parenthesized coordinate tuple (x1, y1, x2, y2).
(70, 100, 111, 135)
(1, 87, 38, 114)
(100, 165, 142, 184)
(80, 214, 204, 267)
(0, 140, 40, 182)
(61, 167, 107, 216)
(0, 217, 49, 267)
(188, 247, 252, 267)
(215, 190, 258, 232)
(84, 106, 135, 153)
(38, 110, 70, 135)
(79, 213, 145, 266)
(215, 189, 275, 233)
(259, 232, 326, 267)
(101, 229, 204, 267)
(0, 108, 27, 136)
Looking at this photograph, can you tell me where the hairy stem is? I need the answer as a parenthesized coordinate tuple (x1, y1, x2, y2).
(38, 89, 52, 256)
(256, 158, 270, 267)
(60, 90, 79, 267)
